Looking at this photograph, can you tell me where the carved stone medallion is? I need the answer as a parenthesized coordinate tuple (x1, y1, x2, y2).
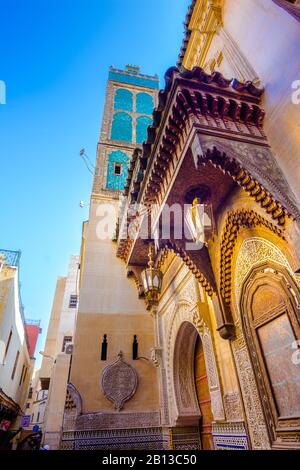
(101, 351, 138, 411)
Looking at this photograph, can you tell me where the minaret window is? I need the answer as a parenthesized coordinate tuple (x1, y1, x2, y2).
(136, 92, 153, 114)
(136, 116, 152, 144)
(111, 112, 132, 142)
(101, 335, 108, 361)
(106, 150, 129, 190)
(114, 88, 133, 112)
(114, 163, 122, 176)
(132, 335, 138, 360)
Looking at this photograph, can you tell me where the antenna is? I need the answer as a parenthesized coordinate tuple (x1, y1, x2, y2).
(79, 148, 95, 175)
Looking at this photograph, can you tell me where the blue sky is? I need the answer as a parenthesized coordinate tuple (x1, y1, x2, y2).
(0, 0, 190, 366)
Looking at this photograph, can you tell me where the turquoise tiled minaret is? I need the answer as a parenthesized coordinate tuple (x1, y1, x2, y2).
(93, 65, 159, 197)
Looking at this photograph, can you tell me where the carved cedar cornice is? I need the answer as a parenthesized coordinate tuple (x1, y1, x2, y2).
(127, 266, 144, 297)
(272, 0, 300, 22)
(178, 0, 224, 70)
(156, 241, 214, 296)
(197, 146, 288, 226)
(125, 66, 265, 211)
(220, 209, 285, 304)
(177, 0, 197, 67)
(117, 66, 297, 265)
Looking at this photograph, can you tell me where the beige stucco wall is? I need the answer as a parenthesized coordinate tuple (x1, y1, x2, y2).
(40, 277, 66, 380)
(70, 197, 159, 412)
(43, 353, 70, 449)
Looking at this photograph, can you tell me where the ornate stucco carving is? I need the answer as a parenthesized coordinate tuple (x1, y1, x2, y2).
(234, 237, 292, 310)
(163, 300, 225, 425)
(66, 383, 82, 415)
(101, 351, 138, 411)
(150, 347, 163, 368)
(230, 237, 297, 449)
(223, 392, 243, 422)
(231, 337, 270, 449)
(198, 136, 300, 222)
(220, 209, 285, 304)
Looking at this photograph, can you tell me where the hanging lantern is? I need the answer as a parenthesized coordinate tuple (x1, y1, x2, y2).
(141, 244, 163, 310)
(185, 197, 214, 245)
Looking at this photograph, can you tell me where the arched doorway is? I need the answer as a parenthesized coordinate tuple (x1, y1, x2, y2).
(194, 336, 214, 449)
(172, 321, 214, 450)
(241, 264, 300, 448)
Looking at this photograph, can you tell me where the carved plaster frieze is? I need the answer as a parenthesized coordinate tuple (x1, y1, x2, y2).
(101, 351, 138, 411)
(164, 301, 225, 425)
(223, 392, 244, 422)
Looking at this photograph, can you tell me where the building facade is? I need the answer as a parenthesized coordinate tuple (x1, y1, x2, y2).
(57, 66, 164, 450)
(25, 369, 48, 432)
(46, 2, 300, 451)
(37, 255, 79, 448)
(0, 250, 39, 441)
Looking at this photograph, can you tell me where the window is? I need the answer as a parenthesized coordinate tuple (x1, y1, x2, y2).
(132, 335, 138, 360)
(136, 116, 152, 144)
(11, 350, 20, 380)
(28, 387, 33, 399)
(114, 162, 122, 175)
(69, 294, 78, 308)
(37, 412, 40, 423)
(62, 336, 72, 352)
(4, 329, 12, 362)
(23, 367, 28, 384)
(26, 403, 30, 409)
(101, 334, 107, 361)
(136, 92, 153, 115)
(111, 112, 132, 142)
(106, 150, 129, 191)
(19, 364, 25, 386)
(114, 88, 133, 112)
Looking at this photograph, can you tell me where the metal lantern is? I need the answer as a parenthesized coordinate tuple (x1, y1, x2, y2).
(141, 244, 163, 310)
(185, 197, 214, 245)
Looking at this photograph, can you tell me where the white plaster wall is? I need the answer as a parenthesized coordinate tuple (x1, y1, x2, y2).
(221, 0, 300, 203)
(0, 268, 31, 407)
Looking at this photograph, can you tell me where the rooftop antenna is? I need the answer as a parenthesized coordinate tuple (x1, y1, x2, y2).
(80, 148, 95, 175)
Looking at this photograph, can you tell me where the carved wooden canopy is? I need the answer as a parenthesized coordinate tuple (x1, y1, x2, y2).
(116, 66, 299, 339)
(118, 66, 298, 260)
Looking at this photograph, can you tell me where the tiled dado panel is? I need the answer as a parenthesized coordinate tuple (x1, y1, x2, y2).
(61, 427, 166, 450)
(212, 422, 250, 450)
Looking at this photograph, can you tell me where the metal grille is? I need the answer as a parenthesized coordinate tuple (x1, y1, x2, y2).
(0, 248, 21, 267)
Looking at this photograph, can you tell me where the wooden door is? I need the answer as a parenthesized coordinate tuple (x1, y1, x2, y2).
(194, 335, 213, 450)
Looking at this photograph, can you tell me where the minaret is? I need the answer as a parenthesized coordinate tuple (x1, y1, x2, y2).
(62, 66, 162, 450)
(92, 64, 159, 196)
